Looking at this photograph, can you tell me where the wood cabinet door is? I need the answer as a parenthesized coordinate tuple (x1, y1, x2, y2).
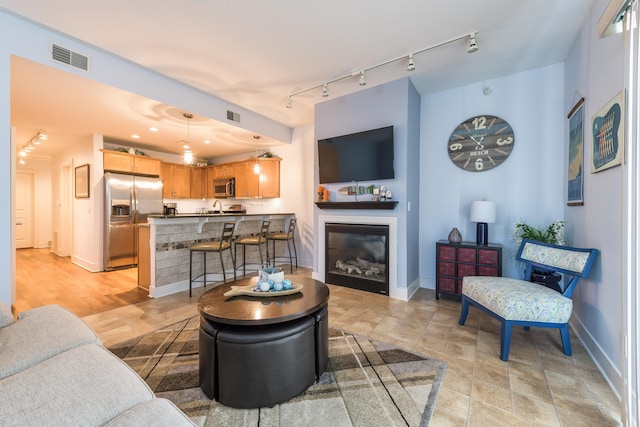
(160, 163, 174, 198)
(234, 162, 250, 198)
(190, 167, 207, 198)
(258, 159, 280, 198)
(134, 157, 161, 176)
(104, 151, 134, 172)
(206, 166, 216, 198)
(173, 165, 191, 198)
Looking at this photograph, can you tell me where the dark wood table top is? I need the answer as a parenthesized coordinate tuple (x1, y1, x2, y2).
(197, 275, 329, 326)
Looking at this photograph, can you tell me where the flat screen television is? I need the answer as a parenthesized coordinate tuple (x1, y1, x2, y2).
(318, 125, 394, 184)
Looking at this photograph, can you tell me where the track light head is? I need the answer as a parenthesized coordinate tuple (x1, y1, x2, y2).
(322, 84, 329, 97)
(286, 97, 292, 109)
(407, 54, 416, 72)
(358, 71, 367, 86)
(467, 32, 478, 53)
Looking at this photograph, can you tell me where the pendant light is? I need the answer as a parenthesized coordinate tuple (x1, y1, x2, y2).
(183, 113, 194, 165)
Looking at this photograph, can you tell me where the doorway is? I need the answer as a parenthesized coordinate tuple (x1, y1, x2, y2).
(15, 171, 34, 249)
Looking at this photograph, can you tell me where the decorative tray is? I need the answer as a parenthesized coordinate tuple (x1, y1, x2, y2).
(223, 284, 303, 297)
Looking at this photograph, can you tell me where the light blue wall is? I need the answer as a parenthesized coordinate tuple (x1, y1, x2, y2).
(314, 78, 420, 291)
(420, 64, 566, 283)
(563, 0, 623, 395)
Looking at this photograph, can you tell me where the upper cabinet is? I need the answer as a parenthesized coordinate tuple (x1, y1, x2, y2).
(103, 150, 161, 176)
(212, 164, 236, 179)
(190, 167, 208, 199)
(160, 163, 190, 198)
(235, 158, 281, 199)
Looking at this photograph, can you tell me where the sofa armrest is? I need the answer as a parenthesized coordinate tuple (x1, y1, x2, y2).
(0, 302, 13, 328)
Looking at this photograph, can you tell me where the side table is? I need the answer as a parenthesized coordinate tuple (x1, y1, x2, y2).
(435, 240, 502, 299)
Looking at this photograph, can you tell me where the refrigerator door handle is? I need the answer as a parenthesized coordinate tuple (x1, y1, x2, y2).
(131, 189, 137, 224)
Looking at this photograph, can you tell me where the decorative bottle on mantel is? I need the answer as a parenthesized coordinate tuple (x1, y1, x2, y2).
(448, 227, 462, 244)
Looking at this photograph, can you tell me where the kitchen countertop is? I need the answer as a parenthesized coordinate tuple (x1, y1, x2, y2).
(148, 212, 294, 219)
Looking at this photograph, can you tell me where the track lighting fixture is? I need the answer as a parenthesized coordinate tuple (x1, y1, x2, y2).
(285, 30, 479, 108)
(407, 54, 416, 72)
(467, 32, 478, 53)
(358, 71, 367, 86)
(17, 129, 48, 165)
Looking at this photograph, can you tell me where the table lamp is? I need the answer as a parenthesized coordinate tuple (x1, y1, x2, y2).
(470, 200, 496, 246)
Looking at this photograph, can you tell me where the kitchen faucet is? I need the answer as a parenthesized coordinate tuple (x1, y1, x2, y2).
(212, 199, 222, 213)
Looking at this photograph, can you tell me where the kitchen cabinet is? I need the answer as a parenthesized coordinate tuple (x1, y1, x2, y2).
(160, 163, 191, 198)
(435, 240, 502, 300)
(103, 150, 161, 176)
(190, 167, 207, 199)
(212, 164, 236, 178)
(235, 158, 281, 199)
(138, 225, 150, 290)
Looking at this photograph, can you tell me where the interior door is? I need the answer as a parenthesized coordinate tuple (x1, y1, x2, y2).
(15, 172, 34, 249)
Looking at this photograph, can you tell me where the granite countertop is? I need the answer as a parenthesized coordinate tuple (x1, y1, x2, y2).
(148, 212, 294, 219)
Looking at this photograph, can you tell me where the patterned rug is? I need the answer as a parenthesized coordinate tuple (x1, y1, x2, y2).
(108, 316, 447, 426)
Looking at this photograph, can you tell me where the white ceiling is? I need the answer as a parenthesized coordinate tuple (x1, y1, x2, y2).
(3, 0, 595, 161)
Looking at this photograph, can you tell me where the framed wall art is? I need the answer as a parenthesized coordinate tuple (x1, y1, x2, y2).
(567, 97, 585, 206)
(591, 90, 624, 173)
(75, 164, 90, 198)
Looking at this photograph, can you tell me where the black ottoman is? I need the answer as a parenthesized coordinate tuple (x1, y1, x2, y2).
(312, 304, 329, 379)
(216, 315, 316, 409)
(198, 317, 226, 399)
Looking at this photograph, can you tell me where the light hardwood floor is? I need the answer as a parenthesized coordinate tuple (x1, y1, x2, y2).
(16, 248, 621, 426)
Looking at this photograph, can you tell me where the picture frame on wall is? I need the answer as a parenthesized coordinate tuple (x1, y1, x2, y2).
(75, 164, 90, 198)
(591, 90, 624, 173)
(567, 97, 585, 206)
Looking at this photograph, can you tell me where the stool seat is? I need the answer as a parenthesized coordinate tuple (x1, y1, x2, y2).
(189, 222, 235, 297)
(234, 220, 270, 276)
(267, 218, 298, 273)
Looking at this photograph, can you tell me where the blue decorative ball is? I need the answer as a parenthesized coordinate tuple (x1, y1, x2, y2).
(273, 281, 284, 291)
(259, 281, 271, 292)
(282, 279, 292, 290)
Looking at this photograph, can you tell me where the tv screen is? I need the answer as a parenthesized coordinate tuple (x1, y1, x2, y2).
(318, 126, 394, 184)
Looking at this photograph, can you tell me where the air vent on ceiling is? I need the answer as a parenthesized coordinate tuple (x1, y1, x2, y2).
(51, 44, 89, 71)
(227, 110, 241, 123)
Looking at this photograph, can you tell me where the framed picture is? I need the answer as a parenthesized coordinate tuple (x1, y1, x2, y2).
(75, 164, 90, 198)
(591, 90, 624, 173)
(567, 97, 585, 206)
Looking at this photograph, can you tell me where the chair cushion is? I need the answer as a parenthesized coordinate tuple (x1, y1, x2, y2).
(268, 232, 289, 240)
(190, 241, 230, 251)
(462, 276, 573, 323)
(0, 304, 101, 379)
(0, 302, 13, 328)
(520, 242, 592, 274)
(236, 236, 261, 245)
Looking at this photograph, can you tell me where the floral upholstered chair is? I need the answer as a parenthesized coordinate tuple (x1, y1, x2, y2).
(458, 238, 598, 361)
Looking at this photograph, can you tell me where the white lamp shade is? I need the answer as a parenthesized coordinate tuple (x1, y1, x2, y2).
(470, 200, 496, 223)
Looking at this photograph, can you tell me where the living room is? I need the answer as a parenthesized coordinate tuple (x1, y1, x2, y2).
(0, 1, 636, 425)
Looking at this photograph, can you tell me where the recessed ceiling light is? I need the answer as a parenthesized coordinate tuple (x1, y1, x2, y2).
(131, 134, 140, 139)
(149, 127, 158, 132)
(203, 140, 211, 144)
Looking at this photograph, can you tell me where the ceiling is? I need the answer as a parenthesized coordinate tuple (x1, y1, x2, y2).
(3, 0, 595, 162)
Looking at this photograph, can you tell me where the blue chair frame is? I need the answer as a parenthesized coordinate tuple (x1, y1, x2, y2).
(458, 239, 598, 361)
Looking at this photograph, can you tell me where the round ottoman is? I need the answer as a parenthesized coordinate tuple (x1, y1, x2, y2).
(216, 315, 316, 409)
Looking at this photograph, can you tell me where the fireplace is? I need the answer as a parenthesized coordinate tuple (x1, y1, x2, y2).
(325, 223, 389, 295)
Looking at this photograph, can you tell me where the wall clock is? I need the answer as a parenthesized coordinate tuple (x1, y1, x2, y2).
(448, 115, 515, 172)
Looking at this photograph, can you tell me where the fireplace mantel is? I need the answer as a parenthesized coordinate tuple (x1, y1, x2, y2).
(315, 201, 398, 210)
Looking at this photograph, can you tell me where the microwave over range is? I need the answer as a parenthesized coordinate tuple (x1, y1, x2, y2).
(213, 177, 235, 198)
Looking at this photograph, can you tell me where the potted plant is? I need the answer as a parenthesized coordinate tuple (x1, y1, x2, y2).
(513, 219, 565, 290)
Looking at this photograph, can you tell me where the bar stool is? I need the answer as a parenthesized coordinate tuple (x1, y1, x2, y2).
(189, 222, 236, 297)
(267, 218, 298, 273)
(234, 220, 270, 276)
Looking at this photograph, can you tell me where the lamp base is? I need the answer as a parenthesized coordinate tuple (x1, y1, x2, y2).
(476, 222, 489, 246)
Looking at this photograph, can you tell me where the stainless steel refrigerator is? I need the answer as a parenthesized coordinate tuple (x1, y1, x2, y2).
(104, 172, 163, 271)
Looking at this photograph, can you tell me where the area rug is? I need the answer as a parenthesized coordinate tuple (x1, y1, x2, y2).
(108, 316, 447, 426)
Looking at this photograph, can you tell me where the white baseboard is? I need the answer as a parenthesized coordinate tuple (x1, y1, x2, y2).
(71, 256, 101, 272)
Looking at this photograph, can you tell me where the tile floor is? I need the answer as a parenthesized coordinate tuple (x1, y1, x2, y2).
(80, 267, 622, 426)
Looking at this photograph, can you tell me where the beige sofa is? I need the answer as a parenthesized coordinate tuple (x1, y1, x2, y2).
(0, 303, 195, 426)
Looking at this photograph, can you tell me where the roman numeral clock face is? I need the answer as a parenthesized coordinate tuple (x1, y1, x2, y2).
(448, 115, 515, 172)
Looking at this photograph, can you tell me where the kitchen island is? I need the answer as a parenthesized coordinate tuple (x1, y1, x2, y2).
(145, 213, 295, 298)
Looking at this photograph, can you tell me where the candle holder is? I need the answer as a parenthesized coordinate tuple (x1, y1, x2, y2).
(317, 192, 323, 203)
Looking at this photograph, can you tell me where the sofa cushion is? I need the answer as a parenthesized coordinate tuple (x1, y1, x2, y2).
(0, 344, 154, 426)
(0, 302, 13, 328)
(462, 276, 573, 323)
(0, 304, 101, 379)
(105, 398, 196, 427)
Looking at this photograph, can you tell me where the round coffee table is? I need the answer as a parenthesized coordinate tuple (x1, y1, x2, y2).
(197, 275, 329, 408)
